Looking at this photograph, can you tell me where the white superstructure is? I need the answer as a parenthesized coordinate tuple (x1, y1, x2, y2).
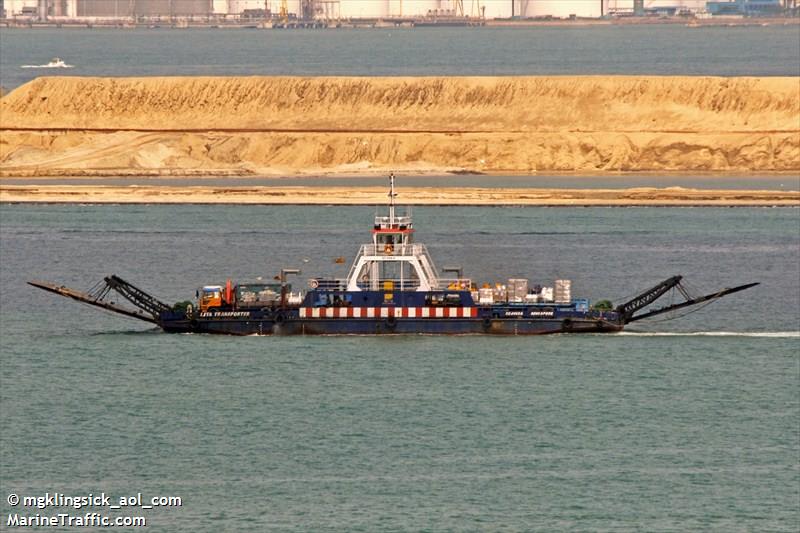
(345, 174, 444, 292)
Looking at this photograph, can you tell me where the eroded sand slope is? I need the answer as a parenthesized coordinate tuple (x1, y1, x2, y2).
(1, 76, 798, 176)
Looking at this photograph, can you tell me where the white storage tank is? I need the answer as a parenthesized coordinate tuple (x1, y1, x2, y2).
(603, 0, 634, 12)
(523, 0, 603, 18)
(339, 0, 390, 18)
(227, 0, 264, 14)
(389, 0, 440, 17)
(286, 0, 302, 17)
(436, 0, 511, 18)
(225, 0, 301, 16)
(212, 0, 227, 14)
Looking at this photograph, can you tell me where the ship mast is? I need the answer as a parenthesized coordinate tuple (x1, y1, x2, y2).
(388, 172, 397, 226)
(343, 174, 440, 292)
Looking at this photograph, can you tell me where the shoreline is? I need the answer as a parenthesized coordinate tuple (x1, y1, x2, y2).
(1, 16, 797, 31)
(3, 169, 800, 180)
(2, 185, 797, 206)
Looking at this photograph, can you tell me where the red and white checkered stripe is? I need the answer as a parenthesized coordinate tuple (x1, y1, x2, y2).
(298, 307, 478, 319)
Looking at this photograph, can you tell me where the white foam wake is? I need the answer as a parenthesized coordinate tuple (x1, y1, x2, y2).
(20, 62, 73, 69)
(618, 331, 799, 338)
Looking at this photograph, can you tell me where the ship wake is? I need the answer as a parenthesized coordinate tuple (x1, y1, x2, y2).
(617, 331, 799, 338)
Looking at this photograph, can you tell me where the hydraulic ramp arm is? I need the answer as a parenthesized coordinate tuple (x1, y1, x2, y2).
(103, 275, 171, 318)
(616, 276, 759, 324)
(28, 275, 172, 324)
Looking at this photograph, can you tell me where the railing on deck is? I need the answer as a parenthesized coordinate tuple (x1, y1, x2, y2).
(439, 279, 473, 291)
(312, 279, 348, 291)
(358, 243, 430, 257)
(311, 278, 472, 292)
(374, 214, 413, 227)
(356, 279, 422, 291)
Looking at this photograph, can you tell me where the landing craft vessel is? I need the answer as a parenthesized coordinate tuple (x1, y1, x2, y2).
(30, 176, 757, 335)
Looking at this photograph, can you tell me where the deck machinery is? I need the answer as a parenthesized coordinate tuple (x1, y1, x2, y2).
(29, 176, 757, 335)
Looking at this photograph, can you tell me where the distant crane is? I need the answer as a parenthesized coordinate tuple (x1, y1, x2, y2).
(266, 0, 288, 25)
(279, 0, 288, 24)
(452, 0, 484, 18)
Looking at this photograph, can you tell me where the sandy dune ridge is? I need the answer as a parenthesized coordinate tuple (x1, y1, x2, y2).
(1, 185, 797, 206)
(1, 75, 798, 177)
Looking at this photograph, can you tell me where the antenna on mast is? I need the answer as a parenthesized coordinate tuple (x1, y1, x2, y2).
(388, 172, 397, 226)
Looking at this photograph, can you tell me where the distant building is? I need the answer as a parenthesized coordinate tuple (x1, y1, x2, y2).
(3, 0, 38, 17)
(706, 0, 783, 15)
(74, 0, 211, 17)
(136, 0, 212, 16)
(605, 1, 710, 15)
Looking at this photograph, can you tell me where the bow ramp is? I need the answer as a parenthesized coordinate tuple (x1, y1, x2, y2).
(28, 275, 170, 324)
(616, 275, 759, 324)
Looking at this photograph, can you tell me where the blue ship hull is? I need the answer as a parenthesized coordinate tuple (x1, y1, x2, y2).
(159, 305, 625, 335)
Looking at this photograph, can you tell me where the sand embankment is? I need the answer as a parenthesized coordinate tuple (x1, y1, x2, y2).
(1, 185, 797, 206)
(1, 75, 798, 177)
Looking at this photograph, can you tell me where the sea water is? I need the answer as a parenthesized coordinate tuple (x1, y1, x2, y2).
(2, 21, 799, 531)
(2, 24, 800, 90)
(1, 205, 798, 530)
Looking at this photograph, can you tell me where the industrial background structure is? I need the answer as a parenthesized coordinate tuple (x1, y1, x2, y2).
(1, 0, 795, 22)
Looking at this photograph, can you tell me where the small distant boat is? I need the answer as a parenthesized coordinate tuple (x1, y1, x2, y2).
(21, 57, 74, 69)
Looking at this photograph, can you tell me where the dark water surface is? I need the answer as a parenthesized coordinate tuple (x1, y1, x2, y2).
(1, 205, 798, 530)
(2, 24, 800, 91)
(4, 174, 800, 190)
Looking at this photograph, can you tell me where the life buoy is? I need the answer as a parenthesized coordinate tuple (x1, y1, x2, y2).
(309, 279, 319, 289)
(384, 243, 394, 254)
